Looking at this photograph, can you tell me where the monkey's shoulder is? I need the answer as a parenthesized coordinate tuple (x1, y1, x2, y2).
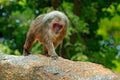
(35, 14, 45, 22)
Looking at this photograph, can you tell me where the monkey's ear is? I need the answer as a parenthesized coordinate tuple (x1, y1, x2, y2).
(52, 23, 63, 34)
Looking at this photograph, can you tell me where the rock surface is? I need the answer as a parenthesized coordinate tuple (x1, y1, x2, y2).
(0, 53, 119, 80)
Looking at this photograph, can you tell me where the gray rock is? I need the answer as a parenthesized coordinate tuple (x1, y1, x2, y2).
(0, 53, 119, 80)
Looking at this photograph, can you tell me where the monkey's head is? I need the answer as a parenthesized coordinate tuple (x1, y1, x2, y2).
(43, 11, 69, 36)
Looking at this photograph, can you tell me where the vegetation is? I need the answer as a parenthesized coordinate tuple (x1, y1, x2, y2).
(0, 0, 120, 72)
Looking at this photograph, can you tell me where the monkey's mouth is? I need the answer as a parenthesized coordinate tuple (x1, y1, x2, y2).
(53, 23, 63, 34)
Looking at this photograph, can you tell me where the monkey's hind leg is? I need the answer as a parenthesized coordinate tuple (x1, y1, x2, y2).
(23, 33, 35, 56)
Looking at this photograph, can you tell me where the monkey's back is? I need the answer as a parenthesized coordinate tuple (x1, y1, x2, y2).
(28, 11, 68, 45)
(29, 14, 47, 42)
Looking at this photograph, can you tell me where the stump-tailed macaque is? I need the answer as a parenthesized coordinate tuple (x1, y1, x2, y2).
(23, 11, 69, 59)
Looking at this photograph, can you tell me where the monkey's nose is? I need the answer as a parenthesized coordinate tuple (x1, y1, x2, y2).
(53, 23, 63, 34)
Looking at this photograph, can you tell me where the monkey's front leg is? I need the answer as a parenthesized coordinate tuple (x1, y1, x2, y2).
(44, 37, 58, 59)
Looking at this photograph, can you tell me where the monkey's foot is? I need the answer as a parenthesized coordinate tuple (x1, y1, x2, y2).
(23, 51, 31, 56)
(43, 52, 58, 60)
(51, 55, 58, 60)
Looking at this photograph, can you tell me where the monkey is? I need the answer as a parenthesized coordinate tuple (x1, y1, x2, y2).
(23, 11, 69, 59)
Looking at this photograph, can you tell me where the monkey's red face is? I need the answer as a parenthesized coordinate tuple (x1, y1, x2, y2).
(52, 23, 64, 34)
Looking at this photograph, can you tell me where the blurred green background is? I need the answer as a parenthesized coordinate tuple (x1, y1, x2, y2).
(0, 0, 120, 72)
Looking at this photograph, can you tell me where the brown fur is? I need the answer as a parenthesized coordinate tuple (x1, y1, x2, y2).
(23, 11, 69, 59)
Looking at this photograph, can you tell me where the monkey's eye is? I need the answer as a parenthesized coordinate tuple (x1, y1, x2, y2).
(53, 23, 63, 34)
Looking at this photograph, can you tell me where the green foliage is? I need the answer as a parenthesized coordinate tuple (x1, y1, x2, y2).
(30, 42, 42, 54)
(0, 0, 120, 72)
(112, 60, 120, 72)
(96, 3, 120, 71)
(98, 3, 120, 44)
(0, 42, 20, 55)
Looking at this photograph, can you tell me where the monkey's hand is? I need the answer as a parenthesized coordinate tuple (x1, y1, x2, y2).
(51, 54, 58, 60)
